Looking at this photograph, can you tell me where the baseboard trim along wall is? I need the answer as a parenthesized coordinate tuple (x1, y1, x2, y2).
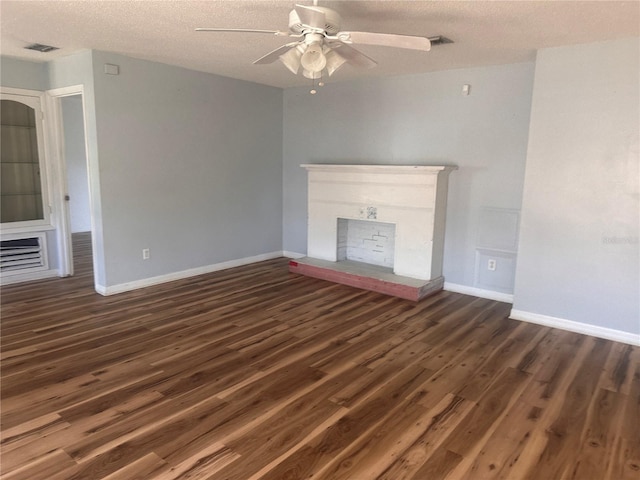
(443, 282, 514, 303)
(95, 251, 284, 296)
(510, 309, 640, 346)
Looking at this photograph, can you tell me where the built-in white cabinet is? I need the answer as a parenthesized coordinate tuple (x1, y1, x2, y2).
(1, 88, 55, 283)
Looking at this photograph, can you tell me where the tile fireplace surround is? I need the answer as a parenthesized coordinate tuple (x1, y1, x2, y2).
(289, 164, 457, 301)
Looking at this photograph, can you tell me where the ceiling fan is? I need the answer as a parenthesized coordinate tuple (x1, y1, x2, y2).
(196, 1, 439, 92)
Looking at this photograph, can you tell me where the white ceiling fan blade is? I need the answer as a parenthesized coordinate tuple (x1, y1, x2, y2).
(253, 42, 302, 65)
(339, 31, 431, 51)
(294, 4, 326, 30)
(328, 43, 377, 69)
(196, 28, 289, 36)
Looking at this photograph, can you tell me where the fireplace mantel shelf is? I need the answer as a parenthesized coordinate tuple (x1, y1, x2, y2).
(302, 164, 457, 174)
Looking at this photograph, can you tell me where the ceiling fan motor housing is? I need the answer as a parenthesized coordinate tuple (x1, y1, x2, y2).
(288, 6, 342, 35)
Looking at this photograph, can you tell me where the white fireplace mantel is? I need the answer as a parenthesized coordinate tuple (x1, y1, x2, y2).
(302, 164, 456, 282)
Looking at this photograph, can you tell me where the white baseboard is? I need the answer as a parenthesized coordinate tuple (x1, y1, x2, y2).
(0, 268, 59, 285)
(510, 309, 640, 346)
(282, 250, 305, 259)
(444, 282, 514, 303)
(96, 251, 284, 296)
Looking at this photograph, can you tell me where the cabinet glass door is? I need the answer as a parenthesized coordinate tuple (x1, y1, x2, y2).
(1, 93, 49, 226)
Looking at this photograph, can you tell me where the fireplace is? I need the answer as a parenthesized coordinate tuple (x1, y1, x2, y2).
(289, 164, 456, 300)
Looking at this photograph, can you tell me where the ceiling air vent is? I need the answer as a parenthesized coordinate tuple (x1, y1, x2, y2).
(427, 36, 453, 46)
(25, 43, 59, 53)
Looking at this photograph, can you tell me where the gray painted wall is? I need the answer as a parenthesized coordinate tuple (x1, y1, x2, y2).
(513, 38, 639, 335)
(0, 56, 48, 91)
(89, 51, 283, 287)
(4, 52, 283, 289)
(282, 63, 535, 291)
(61, 95, 91, 233)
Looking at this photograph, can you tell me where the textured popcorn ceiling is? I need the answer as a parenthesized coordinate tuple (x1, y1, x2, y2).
(1, 1, 638, 88)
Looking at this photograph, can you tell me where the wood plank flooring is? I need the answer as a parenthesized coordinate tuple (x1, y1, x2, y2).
(1, 231, 638, 479)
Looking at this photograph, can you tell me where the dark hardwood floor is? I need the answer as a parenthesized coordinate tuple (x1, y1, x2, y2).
(1, 232, 638, 479)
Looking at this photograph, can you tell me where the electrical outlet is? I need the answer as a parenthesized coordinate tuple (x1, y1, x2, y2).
(142, 248, 150, 260)
(487, 259, 497, 271)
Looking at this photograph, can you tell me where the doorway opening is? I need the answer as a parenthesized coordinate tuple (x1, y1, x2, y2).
(60, 95, 91, 275)
(47, 86, 96, 287)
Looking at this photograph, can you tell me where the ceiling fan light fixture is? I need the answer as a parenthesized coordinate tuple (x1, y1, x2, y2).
(302, 68, 322, 79)
(300, 42, 326, 73)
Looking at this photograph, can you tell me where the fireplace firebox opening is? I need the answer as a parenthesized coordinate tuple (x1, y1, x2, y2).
(336, 218, 396, 270)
